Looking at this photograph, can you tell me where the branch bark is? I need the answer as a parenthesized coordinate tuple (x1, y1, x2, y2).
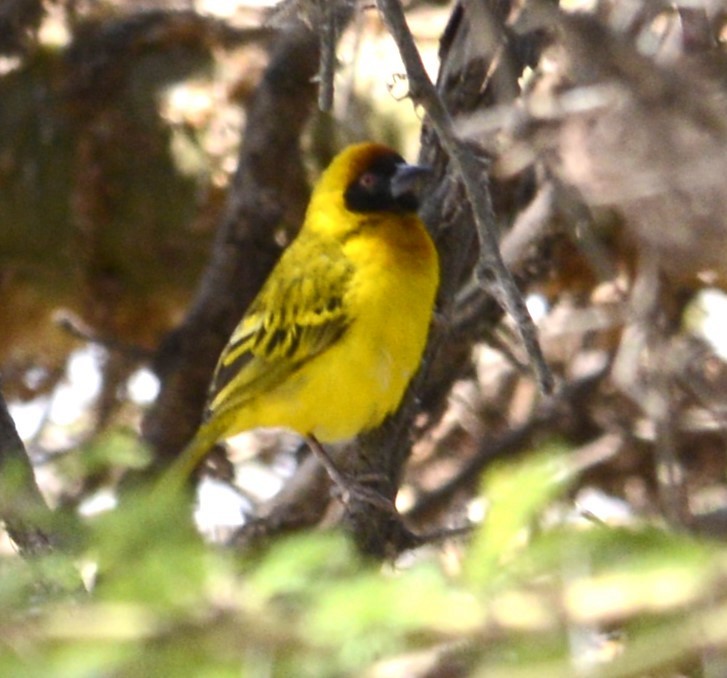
(142, 24, 324, 468)
(339, 0, 552, 558)
(376, 0, 553, 396)
(0, 388, 56, 557)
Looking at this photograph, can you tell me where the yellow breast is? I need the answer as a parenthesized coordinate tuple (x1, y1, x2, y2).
(239, 212, 439, 442)
(316, 212, 438, 440)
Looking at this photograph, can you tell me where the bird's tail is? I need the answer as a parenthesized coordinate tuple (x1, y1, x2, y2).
(152, 416, 228, 497)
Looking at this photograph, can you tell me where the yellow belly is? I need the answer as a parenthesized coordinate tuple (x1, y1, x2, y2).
(240, 277, 434, 440)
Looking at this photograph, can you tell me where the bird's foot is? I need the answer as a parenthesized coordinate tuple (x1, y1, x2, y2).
(306, 436, 396, 514)
(330, 477, 397, 514)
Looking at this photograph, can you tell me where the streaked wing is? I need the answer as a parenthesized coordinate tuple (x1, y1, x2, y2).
(204, 238, 353, 421)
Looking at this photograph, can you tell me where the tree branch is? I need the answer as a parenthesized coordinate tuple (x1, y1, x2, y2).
(376, 0, 554, 395)
(407, 363, 608, 522)
(336, 0, 552, 558)
(0, 388, 56, 557)
(142, 24, 325, 468)
(317, 0, 337, 112)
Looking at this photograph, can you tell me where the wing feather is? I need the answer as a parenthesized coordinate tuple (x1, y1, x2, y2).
(204, 237, 353, 421)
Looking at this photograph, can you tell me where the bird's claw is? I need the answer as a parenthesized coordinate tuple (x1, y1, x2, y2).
(330, 475, 397, 514)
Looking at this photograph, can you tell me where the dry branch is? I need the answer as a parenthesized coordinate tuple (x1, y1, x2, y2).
(142, 24, 324, 468)
(0, 389, 56, 557)
(376, 0, 554, 396)
(334, 0, 553, 557)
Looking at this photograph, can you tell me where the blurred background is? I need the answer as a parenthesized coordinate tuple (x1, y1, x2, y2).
(3, 0, 727, 676)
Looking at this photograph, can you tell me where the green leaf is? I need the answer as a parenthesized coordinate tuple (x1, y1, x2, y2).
(464, 441, 576, 587)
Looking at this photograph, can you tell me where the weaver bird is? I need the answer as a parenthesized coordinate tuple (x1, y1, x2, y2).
(159, 142, 440, 494)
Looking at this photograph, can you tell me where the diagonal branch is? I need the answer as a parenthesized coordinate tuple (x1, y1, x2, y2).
(142, 25, 325, 468)
(316, 0, 337, 112)
(376, 0, 554, 395)
(0, 388, 56, 557)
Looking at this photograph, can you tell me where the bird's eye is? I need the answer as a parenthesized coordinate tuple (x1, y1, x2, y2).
(359, 172, 377, 191)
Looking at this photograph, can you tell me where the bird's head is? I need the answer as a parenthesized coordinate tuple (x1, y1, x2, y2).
(306, 143, 432, 239)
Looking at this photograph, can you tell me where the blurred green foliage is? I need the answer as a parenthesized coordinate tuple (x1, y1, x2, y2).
(2, 443, 727, 677)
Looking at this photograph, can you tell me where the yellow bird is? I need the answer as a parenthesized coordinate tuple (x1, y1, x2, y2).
(159, 142, 440, 492)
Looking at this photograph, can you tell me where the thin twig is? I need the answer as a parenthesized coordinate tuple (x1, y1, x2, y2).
(338, 7, 365, 117)
(376, 0, 554, 395)
(54, 309, 153, 361)
(406, 363, 608, 520)
(317, 0, 337, 112)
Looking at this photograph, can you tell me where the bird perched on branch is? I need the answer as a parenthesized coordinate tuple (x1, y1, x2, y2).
(158, 142, 440, 495)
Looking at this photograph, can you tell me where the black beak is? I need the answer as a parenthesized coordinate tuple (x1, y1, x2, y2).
(390, 163, 433, 200)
